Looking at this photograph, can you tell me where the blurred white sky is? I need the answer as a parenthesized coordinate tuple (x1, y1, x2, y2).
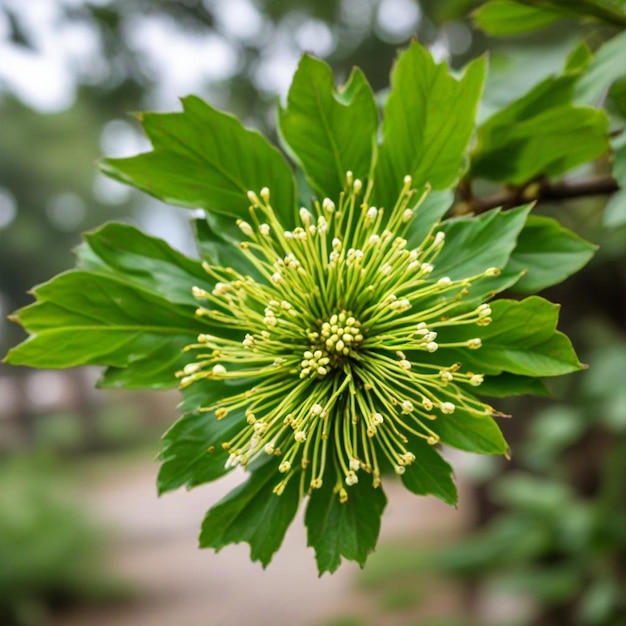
(0, 0, 430, 113)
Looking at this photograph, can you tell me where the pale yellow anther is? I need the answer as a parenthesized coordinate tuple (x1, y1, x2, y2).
(237, 220, 253, 236)
(467, 338, 482, 350)
(401, 400, 414, 414)
(470, 374, 484, 386)
(345, 471, 358, 485)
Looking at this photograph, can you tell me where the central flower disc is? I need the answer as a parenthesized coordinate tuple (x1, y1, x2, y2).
(301, 311, 364, 379)
(179, 173, 499, 499)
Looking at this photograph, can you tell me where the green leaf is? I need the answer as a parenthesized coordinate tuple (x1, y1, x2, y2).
(374, 41, 486, 205)
(199, 460, 300, 567)
(101, 96, 297, 223)
(430, 205, 531, 301)
(435, 296, 584, 377)
(430, 409, 508, 455)
(604, 132, 626, 227)
(478, 59, 583, 137)
(76, 222, 211, 307)
(473, 55, 610, 184)
(279, 55, 378, 199)
(5, 270, 202, 372)
(612, 131, 626, 187)
(472, 104, 609, 184)
(575, 30, 626, 106)
(158, 403, 246, 495)
(477, 373, 550, 398)
(603, 188, 626, 228)
(506, 215, 597, 294)
(305, 470, 387, 574)
(564, 40, 593, 74)
(473, 0, 560, 36)
(192, 215, 255, 276)
(401, 440, 457, 506)
(78, 222, 218, 387)
(434, 205, 530, 279)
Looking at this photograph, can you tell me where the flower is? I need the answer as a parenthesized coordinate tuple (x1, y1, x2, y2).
(178, 172, 500, 499)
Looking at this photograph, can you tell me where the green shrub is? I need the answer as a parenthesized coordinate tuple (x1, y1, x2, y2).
(0, 456, 119, 625)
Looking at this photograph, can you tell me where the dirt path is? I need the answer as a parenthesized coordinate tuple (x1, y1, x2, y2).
(49, 457, 466, 626)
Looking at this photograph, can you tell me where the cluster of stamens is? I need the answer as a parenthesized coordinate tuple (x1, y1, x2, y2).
(178, 172, 502, 502)
(300, 311, 364, 379)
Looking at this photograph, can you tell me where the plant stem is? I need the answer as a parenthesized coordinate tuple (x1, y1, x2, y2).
(456, 175, 620, 215)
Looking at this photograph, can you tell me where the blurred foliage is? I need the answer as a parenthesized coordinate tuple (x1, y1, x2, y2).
(436, 336, 626, 625)
(429, 3, 626, 625)
(0, 455, 123, 626)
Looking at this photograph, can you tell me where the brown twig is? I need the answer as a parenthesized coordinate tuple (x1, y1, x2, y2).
(455, 175, 620, 215)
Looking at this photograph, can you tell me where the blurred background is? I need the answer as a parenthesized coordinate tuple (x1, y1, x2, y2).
(0, 1, 624, 625)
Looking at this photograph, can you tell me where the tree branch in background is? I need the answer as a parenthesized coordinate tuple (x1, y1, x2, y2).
(455, 175, 620, 215)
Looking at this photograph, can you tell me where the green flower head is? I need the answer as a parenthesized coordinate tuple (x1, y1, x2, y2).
(5, 43, 589, 575)
(179, 173, 502, 502)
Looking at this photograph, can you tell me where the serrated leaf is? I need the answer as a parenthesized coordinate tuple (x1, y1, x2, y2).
(4, 223, 220, 388)
(158, 402, 246, 495)
(192, 215, 255, 276)
(434, 205, 530, 279)
(279, 55, 378, 199)
(305, 470, 387, 574)
(473, 0, 560, 36)
(433, 296, 584, 377)
(429, 205, 531, 301)
(98, 336, 193, 389)
(199, 460, 300, 567)
(77, 222, 211, 307)
(401, 440, 457, 505)
(506, 215, 597, 294)
(5, 271, 202, 374)
(374, 42, 486, 205)
(101, 96, 296, 224)
(430, 409, 508, 455)
(472, 104, 609, 184)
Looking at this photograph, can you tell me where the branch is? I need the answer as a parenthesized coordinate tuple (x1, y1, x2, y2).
(456, 175, 620, 215)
